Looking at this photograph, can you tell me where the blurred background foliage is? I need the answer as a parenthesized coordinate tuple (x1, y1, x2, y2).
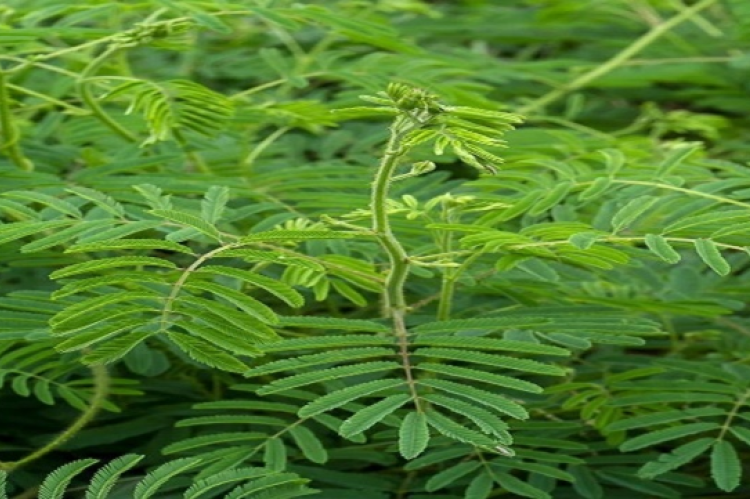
(2, 0, 750, 498)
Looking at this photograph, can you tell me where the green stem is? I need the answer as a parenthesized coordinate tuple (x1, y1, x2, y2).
(717, 389, 750, 441)
(518, 0, 719, 115)
(243, 126, 291, 170)
(436, 278, 455, 321)
(0, 69, 33, 171)
(436, 204, 456, 321)
(76, 47, 139, 143)
(371, 117, 421, 411)
(0, 363, 110, 472)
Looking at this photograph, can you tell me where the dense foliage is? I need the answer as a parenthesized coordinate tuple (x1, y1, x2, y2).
(1, 0, 750, 497)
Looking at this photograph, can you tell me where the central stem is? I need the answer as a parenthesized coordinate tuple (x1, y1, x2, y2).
(371, 117, 422, 411)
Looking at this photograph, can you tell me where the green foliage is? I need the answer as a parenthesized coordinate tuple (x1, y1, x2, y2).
(1, 0, 750, 498)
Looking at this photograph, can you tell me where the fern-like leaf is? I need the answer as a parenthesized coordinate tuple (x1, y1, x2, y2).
(298, 378, 405, 418)
(85, 454, 144, 499)
(339, 393, 411, 438)
(50, 257, 177, 279)
(197, 266, 304, 307)
(257, 361, 400, 394)
(38, 459, 99, 499)
(638, 437, 714, 479)
(420, 378, 528, 420)
(132, 457, 203, 499)
(414, 348, 567, 376)
(105, 79, 234, 145)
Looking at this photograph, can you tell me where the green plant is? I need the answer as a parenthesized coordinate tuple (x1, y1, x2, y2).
(2, 1, 750, 498)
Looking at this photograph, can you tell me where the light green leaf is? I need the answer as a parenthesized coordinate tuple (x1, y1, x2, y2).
(51, 257, 177, 279)
(694, 239, 731, 276)
(599, 149, 625, 175)
(85, 454, 144, 499)
(133, 458, 203, 499)
(644, 234, 681, 263)
(579, 177, 612, 201)
(240, 229, 366, 243)
(201, 186, 230, 223)
(149, 209, 221, 241)
(611, 196, 660, 232)
(656, 143, 700, 177)
(38, 460, 99, 499)
(528, 182, 572, 216)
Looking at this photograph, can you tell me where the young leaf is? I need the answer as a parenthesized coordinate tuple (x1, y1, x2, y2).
(644, 234, 681, 263)
(694, 239, 731, 276)
(149, 209, 222, 241)
(610, 196, 660, 233)
(599, 149, 625, 175)
(240, 230, 365, 243)
(655, 143, 700, 177)
(579, 177, 612, 201)
(200, 186, 230, 224)
(66, 186, 125, 217)
(528, 182, 572, 216)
